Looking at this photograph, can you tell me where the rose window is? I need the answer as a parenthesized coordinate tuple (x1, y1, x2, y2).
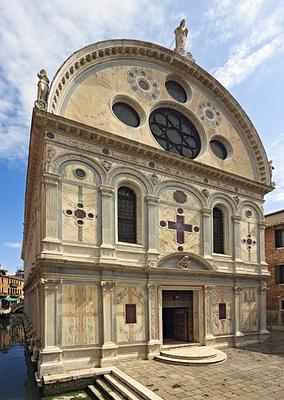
(149, 107, 201, 159)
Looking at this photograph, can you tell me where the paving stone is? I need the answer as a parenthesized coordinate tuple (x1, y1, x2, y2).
(119, 331, 284, 399)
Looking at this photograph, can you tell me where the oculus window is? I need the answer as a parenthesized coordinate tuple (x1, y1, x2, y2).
(113, 102, 140, 127)
(74, 168, 86, 178)
(210, 140, 227, 160)
(149, 108, 201, 159)
(165, 80, 187, 103)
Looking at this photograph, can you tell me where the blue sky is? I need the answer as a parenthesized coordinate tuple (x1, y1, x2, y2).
(0, 0, 284, 273)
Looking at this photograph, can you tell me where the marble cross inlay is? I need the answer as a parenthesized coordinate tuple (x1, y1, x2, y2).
(160, 211, 199, 245)
(242, 234, 256, 251)
(64, 202, 95, 226)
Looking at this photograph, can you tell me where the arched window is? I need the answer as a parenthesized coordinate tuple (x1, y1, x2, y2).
(213, 207, 224, 254)
(118, 186, 137, 243)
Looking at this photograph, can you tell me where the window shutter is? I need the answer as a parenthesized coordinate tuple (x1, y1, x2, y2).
(275, 265, 281, 284)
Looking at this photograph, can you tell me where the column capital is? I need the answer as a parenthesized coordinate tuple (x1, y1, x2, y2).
(259, 282, 267, 294)
(234, 285, 243, 295)
(202, 208, 212, 217)
(258, 221, 267, 229)
(147, 283, 158, 289)
(42, 172, 60, 185)
(101, 280, 116, 292)
(145, 195, 159, 205)
(204, 285, 214, 294)
(99, 184, 114, 197)
(41, 278, 62, 290)
(232, 215, 242, 222)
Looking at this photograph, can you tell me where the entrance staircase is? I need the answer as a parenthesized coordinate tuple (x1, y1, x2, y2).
(155, 345, 227, 365)
(87, 367, 162, 400)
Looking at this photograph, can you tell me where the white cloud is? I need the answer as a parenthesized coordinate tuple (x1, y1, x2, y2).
(4, 242, 22, 249)
(0, 0, 178, 161)
(207, 0, 284, 89)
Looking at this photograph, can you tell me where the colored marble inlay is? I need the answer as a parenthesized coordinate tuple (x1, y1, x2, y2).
(242, 234, 256, 250)
(160, 214, 199, 245)
(173, 190, 187, 204)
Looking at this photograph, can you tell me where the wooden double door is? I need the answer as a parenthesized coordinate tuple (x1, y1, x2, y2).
(162, 291, 193, 342)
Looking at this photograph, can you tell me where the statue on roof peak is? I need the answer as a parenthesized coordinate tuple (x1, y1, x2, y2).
(174, 19, 194, 61)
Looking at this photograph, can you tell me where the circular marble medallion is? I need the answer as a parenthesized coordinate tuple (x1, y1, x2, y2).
(197, 101, 222, 128)
(126, 68, 160, 102)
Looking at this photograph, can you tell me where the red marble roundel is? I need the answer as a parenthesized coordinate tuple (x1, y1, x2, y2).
(173, 190, 187, 204)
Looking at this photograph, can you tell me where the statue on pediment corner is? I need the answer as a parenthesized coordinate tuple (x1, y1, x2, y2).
(35, 69, 49, 110)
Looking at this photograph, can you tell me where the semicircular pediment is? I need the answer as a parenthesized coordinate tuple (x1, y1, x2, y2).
(157, 252, 213, 271)
(47, 39, 272, 186)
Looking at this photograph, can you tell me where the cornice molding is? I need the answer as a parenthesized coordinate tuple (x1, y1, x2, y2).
(33, 110, 273, 195)
(47, 39, 272, 186)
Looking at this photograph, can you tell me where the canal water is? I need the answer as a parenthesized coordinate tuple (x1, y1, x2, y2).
(0, 315, 91, 400)
(0, 315, 41, 399)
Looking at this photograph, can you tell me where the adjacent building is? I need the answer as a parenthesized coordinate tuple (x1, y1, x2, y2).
(0, 267, 25, 299)
(22, 29, 274, 383)
(265, 210, 284, 328)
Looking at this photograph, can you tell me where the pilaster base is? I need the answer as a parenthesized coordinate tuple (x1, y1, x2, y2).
(147, 340, 161, 360)
(100, 343, 118, 367)
(204, 334, 215, 346)
(99, 245, 117, 262)
(38, 347, 65, 378)
(259, 330, 270, 342)
(234, 331, 245, 347)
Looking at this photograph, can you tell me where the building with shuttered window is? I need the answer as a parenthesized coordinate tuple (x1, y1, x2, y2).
(265, 210, 284, 328)
(22, 35, 274, 384)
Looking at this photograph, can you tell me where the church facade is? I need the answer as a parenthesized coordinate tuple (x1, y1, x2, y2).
(22, 37, 273, 381)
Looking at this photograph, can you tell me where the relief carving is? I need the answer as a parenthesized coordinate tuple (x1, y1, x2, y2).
(176, 255, 190, 269)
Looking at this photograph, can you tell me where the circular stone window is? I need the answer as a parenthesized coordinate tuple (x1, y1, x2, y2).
(149, 108, 201, 159)
(112, 102, 140, 127)
(210, 139, 227, 160)
(74, 168, 86, 178)
(165, 80, 187, 103)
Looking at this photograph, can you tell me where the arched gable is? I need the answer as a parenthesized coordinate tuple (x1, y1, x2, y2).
(47, 39, 271, 186)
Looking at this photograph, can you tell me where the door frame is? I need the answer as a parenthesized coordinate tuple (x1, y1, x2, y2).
(159, 286, 204, 345)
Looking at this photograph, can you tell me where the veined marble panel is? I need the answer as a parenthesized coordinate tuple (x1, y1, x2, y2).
(240, 219, 258, 263)
(62, 284, 99, 346)
(62, 183, 79, 241)
(241, 289, 258, 333)
(159, 205, 200, 254)
(61, 183, 97, 243)
(211, 287, 233, 336)
(115, 286, 146, 343)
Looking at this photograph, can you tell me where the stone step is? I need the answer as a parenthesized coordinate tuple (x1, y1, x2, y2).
(155, 349, 227, 365)
(111, 367, 163, 400)
(160, 346, 218, 360)
(104, 374, 141, 400)
(94, 377, 126, 400)
(88, 384, 109, 400)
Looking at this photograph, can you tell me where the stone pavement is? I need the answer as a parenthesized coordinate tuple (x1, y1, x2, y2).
(119, 332, 284, 399)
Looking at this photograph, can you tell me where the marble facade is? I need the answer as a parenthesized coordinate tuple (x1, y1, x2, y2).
(22, 38, 273, 382)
